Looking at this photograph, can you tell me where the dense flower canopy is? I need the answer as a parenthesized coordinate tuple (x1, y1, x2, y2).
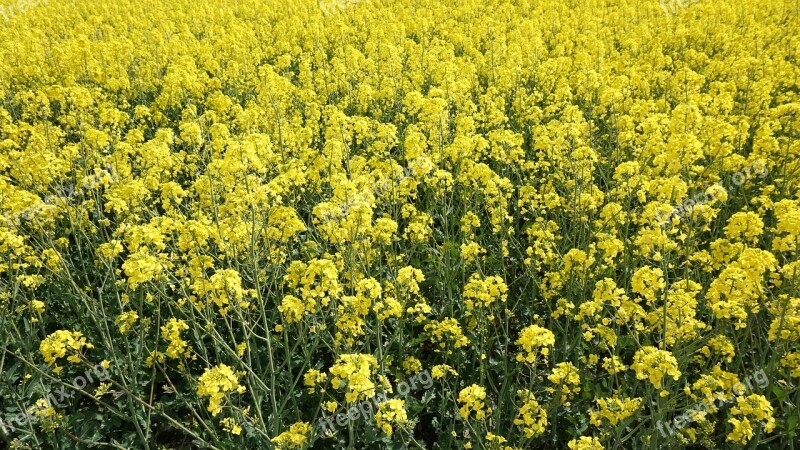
(0, 0, 798, 448)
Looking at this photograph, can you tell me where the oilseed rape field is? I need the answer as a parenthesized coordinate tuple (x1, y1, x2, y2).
(0, 0, 799, 448)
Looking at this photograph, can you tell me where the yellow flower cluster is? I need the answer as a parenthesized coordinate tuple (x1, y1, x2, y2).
(374, 399, 409, 436)
(548, 362, 582, 404)
(271, 422, 311, 449)
(220, 416, 242, 435)
(161, 318, 191, 359)
(630, 347, 682, 395)
(304, 369, 327, 394)
(115, 311, 139, 334)
(568, 436, 604, 450)
(727, 395, 776, 444)
(425, 318, 470, 353)
(329, 354, 379, 403)
(515, 325, 555, 362)
(463, 273, 508, 312)
(39, 330, 93, 371)
(196, 364, 246, 416)
(514, 389, 547, 438)
(458, 384, 491, 420)
(589, 396, 642, 427)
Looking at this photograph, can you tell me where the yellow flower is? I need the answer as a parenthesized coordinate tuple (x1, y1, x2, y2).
(631, 267, 665, 304)
(602, 356, 627, 375)
(28, 398, 62, 432)
(96, 240, 124, 259)
(548, 362, 581, 403)
(727, 417, 754, 445)
(161, 318, 190, 359)
(196, 364, 246, 416)
(768, 297, 800, 342)
(431, 365, 458, 379)
(278, 295, 307, 324)
(304, 369, 327, 393)
(425, 318, 469, 352)
(724, 211, 764, 244)
(589, 396, 642, 427)
(271, 422, 311, 449)
(697, 335, 736, 363)
(40, 330, 93, 368)
(460, 241, 485, 264)
(192, 268, 246, 311)
(485, 432, 510, 446)
(514, 389, 547, 438)
(727, 394, 776, 444)
(115, 311, 139, 334)
(220, 417, 242, 435)
(458, 385, 490, 420)
(630, 347, 681, 391)
(121, 248, 165, 291)
(29, 299, 45, 314)
(516, 324, 555, 362)
(402, 357, 423, 375)
(780, 352, 800, 378)
(463, 273, 507, 311)
(374, 399, 408, 436)
(567, 436, 604, 450)
(461, 211, 481, 235)
(329, 354, 379, 403)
